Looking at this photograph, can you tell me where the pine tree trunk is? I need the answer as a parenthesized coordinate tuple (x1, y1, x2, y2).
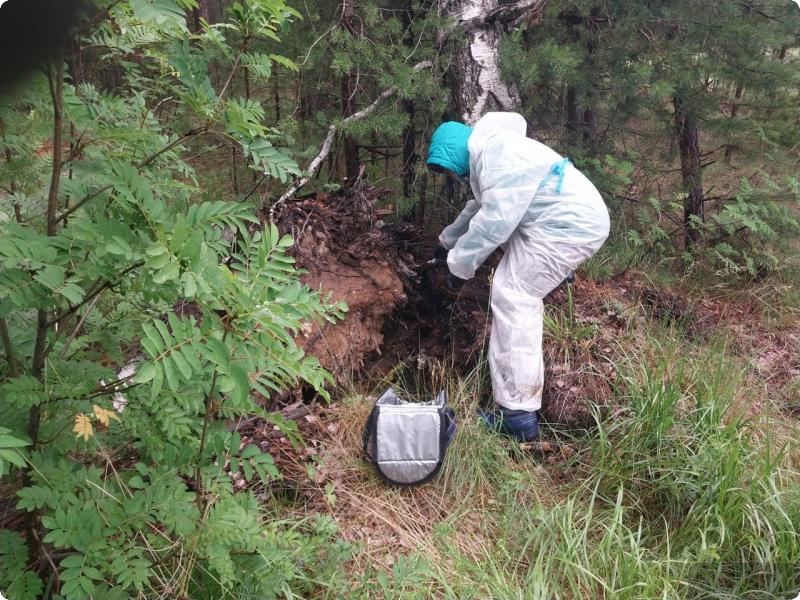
(400, 1, 418, 221)
(673, 95, 704, 248)
(401, 98, 417, 218)
(198, 0, 210, 21)
(724, 83, 743, 162)
(581, 7, 600, 151)
(191, 0, 209, 32)
(273, 76, 281, 122)
(340, 0, 360, 179)
(565, 84, 581, 147)
(582, 105, 597, 148)
(724, 2, 750, 162)
(441, 0, 546, 124)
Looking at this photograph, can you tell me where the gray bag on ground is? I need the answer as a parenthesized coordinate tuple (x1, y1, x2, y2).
(362, 388, 456, 486)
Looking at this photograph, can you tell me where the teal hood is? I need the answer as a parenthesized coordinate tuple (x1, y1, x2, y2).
(426, 121, 473, 177)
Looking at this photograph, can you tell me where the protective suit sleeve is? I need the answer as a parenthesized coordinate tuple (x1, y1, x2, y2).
(447, 167, 547, 280)
(439, 199, 480, 250)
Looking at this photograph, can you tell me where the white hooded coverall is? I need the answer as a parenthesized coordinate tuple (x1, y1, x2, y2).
(440, 113, 610, 412)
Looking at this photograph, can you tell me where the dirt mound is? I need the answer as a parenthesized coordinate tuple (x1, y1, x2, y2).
(366, 229, 495, 380)
(275, 184, 494, 388)
(540, 280, 622, 427)
(275, 185, 409, 380)
(275, 185, 619, 425)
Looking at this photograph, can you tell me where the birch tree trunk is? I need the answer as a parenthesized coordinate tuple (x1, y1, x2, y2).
(439, 0, 546, 124)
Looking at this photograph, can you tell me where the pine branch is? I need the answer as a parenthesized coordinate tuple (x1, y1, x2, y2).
(269, 59, 433, 216)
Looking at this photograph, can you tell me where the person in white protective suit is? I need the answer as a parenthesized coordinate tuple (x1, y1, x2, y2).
(426, 112, 610, 442)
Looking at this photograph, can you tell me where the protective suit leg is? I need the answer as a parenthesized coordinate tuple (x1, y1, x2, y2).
(489, 229, 606, 413)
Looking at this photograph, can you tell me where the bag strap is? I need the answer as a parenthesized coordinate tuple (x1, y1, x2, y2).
(442, 407, 456, 450)
(362, 406, 378, 461)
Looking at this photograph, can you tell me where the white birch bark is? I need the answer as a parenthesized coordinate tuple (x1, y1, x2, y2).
(440, 0, 546, 124)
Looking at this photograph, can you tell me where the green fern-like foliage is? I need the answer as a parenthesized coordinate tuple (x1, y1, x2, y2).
(0, 1, 349, 598)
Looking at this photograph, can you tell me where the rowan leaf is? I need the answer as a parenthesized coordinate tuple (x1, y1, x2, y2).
(93, 405, 120, 427)
(73, 414, 94, 442)
(134, 361, 156, 383)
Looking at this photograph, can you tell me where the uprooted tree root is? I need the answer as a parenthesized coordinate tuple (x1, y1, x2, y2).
(273, 182, 619, 425)
(273, 182, 797, 430)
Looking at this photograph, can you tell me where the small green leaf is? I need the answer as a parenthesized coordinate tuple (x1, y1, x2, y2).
(170, 348, 193, 380)
(146, 252, 171, 270)
(133, 362, 156, 384)
(57, 282, 85, 305)
(205, 337, 230, 372)
(151, 363, 164, 399)
(33, 265, 66, 290)
(146, 243, 167, 256)
(162, 356, 180, 391)
(153, 259, 180, 284)
(0, 449, 26, 467)
(182, 272, 197, 298)
(230, 364, 250, 405)
(61, 554, 85, 569)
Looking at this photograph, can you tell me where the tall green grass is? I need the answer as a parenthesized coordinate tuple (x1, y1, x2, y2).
(413, 334, 800, 599)
(227, 326, 800, 599)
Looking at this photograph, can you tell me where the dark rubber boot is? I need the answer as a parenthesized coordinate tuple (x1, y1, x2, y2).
(478, 406, 539, 442)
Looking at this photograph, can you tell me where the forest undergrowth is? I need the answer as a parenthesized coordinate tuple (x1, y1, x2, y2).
(234, 241, 800, 599)
(1, 0, 799, 598)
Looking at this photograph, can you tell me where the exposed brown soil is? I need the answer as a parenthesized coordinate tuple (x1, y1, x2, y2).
(231, 191, 800, 569)
(274, 184, 622, 426)
(274, 183, 496, 387)
(275, 185, 407, 380)
(273, 185, 799, 427)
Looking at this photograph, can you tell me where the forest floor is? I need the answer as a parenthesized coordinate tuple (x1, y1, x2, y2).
(233, 184, 800, 597)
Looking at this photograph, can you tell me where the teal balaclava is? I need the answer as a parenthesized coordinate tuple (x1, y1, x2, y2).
(426, 121, 473, 178)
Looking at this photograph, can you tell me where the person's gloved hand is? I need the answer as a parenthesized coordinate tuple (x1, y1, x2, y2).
(446, 272, 465, 291)
(433, 244, 448, 261)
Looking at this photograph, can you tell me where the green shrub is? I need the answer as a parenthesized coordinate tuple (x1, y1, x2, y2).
(0, 1, 348, 597)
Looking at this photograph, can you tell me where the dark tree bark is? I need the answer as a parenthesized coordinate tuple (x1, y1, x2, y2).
(340, 0, 360, 179)
(581, 6, 601, 150)
(725, 1, 751, 162)
(273, 76, 281, 122)
(582, 104, 597, 148)
(26, 56, 65, 568)
(565, 85, 581, 147)
(673, 94, 704, 248)
(401, 99, 417, 218)
(563, 8, 583, 148)
(231, 146, 239, 194)
(724, 83, 743, 162)
(192, 0, 210, 31)
(399, 2, 418, 220)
